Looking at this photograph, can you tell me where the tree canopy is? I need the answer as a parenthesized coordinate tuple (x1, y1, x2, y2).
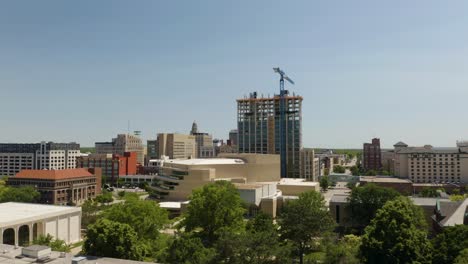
(320, 176, 329, 191)
(0, 185, 40, 203)
(83, 218, 145, 261)
(360, 197, 432, 264)
(325, 234, 361, 264)
(180, 181, 245, 246)
(278, 190, 335, 264)
(348, 183, 400, 228)
(333, 165, 345, 173)
(432, 225, 468, 264)
(102, 197, 169, 241)
(165, 232, 216, 264)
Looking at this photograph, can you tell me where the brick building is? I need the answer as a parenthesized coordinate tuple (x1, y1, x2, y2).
(363, 138, 382, 171)
(76, 152, 137, 184)
(7, 168, 102, 205)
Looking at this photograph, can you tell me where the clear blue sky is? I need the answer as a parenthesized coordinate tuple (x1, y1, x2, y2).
(1, 0, 468, 148)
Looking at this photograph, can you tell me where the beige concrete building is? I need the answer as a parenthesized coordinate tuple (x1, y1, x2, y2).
(156, 133, 196, 159)
(96, 134, 145, 164)
(150, 153, 318, 217)
(0, 203, 81, 246)
(190, 121, 215, 158)
(393, 141, 468, 184)
(300, 148, 320, 181)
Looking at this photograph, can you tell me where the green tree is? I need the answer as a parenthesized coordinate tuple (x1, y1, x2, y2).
(333, 165, 345, 174)
(365, 170, 377, 176)
(432, 225, 468, 264)
(380, 170, 390, 176)
(324, 168, 330, 176)
(325, 234, 361, 264)
(350, 166, 360, 176)
(81, 199, 100, 228)
(320, 176, 329, 191)
(215, 213, 289, 264)
(420, 187, 438, 197)
(360, 197, 432, 264)
(454, 248, 468, 264)
(180, 181, 245, 246)
(83, 219, 145, 260)
(0, 186, 40, 203)
(95, 190, 114, 204)
(32, 234, 70, 252)
(102, 197, 168, 241)
(450, 194, 465, 201)
(164, 232, 216, 264)
(348, 184, 400, 228)
(278, 191, 335, 264)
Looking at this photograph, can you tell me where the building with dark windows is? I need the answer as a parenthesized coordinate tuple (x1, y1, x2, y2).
(190, 121, 215, 158)
(95, 133, 144, 165)
(363, 138, 382, 171)
(237, 91, 303, 178)
(0, 142, 80, 176)
(7, 168, 101, 205)
(76, 152, 137, 184)
(394, 141, 468, 184)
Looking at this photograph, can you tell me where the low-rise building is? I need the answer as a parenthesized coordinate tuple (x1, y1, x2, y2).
(76, 152, 137, 184)
(150, 154, 318, 217)
(329, 194, 454, 233)
(7, 168, 102, 205)
(0, 202, 81, 246)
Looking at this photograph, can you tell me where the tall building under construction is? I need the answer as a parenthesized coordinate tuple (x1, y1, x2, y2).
(237, 91, 303, 178)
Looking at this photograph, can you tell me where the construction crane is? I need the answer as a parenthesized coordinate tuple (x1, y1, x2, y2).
(273, 67, 294, 178)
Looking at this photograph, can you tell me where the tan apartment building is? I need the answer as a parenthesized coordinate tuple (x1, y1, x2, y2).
(190, 121, 215, 158)
(394, 141, 468, 184)
(156, 133, 197, 159)
(96, 134, 144, 165)
(300, 148, 319, 181)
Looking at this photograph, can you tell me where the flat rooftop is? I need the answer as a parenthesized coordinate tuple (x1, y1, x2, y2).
(277, 178, 319, 186)
(165, 158, 245, 165)
(0, 202, 80, 227)
(0, 244, 150, 264)
(360, 176, 412, 183)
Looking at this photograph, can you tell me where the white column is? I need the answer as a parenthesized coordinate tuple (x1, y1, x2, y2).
(0, 228, 3, 244)
(29, 223, 33, 244)
(67, 215, 71, 244)
(14, 226, 19, 246)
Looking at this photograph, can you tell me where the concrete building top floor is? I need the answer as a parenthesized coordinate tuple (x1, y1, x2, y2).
(0, 203, 80, 228)
(164, 158, 245, 166)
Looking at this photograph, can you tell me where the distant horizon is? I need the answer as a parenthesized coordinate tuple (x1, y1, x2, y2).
(1, 1, 467, 148)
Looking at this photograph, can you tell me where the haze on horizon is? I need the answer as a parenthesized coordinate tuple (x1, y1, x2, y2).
(1, 0, 468, 149)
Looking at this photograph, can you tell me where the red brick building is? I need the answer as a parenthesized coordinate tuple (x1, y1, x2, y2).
(76, 152, 137, 184)
(363, 138, 382, 171)
(7, 168, 102, 205)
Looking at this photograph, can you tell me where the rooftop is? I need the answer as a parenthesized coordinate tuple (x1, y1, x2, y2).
(277, 178, 319, 186)
(0, 202, 80, 227)
(165, 158, 245, 165)
(360, 176, 412, 183)
(0, 244, 150, 264)
(441, 198, 468, 226)
(14, 168, 93, 180)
